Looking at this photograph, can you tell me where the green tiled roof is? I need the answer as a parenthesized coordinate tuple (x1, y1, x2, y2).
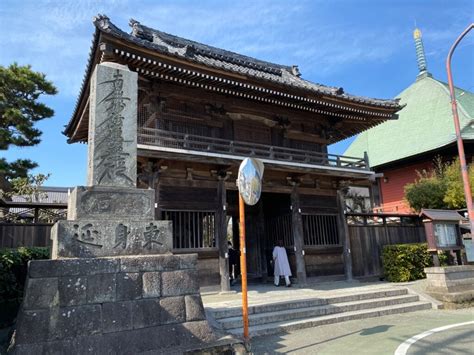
(344, 74, 474, 168)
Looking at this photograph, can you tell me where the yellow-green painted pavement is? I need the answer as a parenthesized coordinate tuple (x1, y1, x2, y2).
(250, 309, 474, 354)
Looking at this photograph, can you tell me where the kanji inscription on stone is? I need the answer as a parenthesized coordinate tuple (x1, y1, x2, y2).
(88, 62, 137, 188)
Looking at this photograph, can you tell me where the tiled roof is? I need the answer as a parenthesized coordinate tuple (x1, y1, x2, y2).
(95, 15, 399, 108)
(11, 186, 70, 204)
(344, 74, 474, 168)
(65, 15, 401, 139)
(420, 209, 466, 222)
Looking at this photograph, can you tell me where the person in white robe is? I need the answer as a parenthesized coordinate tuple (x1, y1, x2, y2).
(272, 240, 291, 287)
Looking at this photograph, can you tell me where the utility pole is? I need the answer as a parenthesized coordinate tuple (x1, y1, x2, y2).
(446, 23, 474, 238)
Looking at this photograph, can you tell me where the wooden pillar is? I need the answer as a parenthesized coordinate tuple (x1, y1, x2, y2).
(337, 190, 353, 280)
(257, 200, 267, 282)
(217, 178, 231, 292)
(34, 208, 39, 223)
(147, 161, 161, 220)
(290, 184, 307, 285)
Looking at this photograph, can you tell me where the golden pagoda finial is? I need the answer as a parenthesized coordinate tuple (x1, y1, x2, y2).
(413, 27, 428, 76)
(413, 28, 422, 39)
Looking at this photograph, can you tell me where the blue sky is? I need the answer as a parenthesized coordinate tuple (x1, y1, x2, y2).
(1, 0, 473, 187)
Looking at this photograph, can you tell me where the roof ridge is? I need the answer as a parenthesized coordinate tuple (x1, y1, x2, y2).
(91, 15, 400, 108)
(428, 76, 473, 120)
(345, 73, 474, 167)
(65, 14, 402, 140)
(128, 18, 292, 76)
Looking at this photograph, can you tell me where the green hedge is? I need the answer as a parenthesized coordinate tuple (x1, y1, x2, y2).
(382, 243, 440, 282)
(0, 247, 50, 327)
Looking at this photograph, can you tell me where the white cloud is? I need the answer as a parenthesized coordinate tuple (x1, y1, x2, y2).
(1, 0, 471, 98)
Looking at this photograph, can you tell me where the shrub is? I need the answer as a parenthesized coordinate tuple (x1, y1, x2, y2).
(382, 243, 434, 282)
(404, 157, 474, 212)
(443, 159, 474, 209)
(404, 174, 447, 212)
(0, 247, 49, 327)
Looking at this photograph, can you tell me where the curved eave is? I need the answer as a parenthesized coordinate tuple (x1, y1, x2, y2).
(65, 15, 401, 143)
(371, 138, 474, 170)
(97, 17, 400, 109)
(63, 26, 101, 141)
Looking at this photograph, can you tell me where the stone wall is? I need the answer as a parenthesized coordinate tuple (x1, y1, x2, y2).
(10, 61, 237, 354)
(13, 254, 218, 354)
(424, 265, 474, 306)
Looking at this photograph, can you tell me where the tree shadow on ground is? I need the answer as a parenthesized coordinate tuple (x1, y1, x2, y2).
(250, 324, 394, 354)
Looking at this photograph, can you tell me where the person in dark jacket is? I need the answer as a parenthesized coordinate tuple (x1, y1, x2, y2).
(228, 241, 238, 285)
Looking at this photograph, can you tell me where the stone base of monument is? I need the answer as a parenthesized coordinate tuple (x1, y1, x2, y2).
(10, 254, 242, 354)
(424, 265, 474, 309)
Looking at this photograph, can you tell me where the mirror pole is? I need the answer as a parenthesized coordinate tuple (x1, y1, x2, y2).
(239, 193, 250, 343)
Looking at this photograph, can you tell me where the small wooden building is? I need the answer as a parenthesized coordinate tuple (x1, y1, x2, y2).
(64, 15, 402, 290)
(420, 209, 466, 265)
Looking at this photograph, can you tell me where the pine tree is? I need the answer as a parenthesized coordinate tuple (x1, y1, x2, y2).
(0, 63, 57, 179)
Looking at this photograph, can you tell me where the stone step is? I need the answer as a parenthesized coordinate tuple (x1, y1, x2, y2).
(220, 294, 420, 330)
(209, 288, 408, 319)
(228, 301, 433, 337)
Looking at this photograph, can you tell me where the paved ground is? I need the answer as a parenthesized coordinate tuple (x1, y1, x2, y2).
(248, 309, 474, 354)
(201, 279, 412, 310)
(202, 279, 472, 354)
(2, 280, 471, 354)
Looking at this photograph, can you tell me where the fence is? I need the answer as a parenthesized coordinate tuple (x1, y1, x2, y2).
(0, 223, 53, 248)
(347, 213, 426, 278)
(138, 127, 368, 170)
(161, 210, 216, 249)
(1, 209, 427, 280)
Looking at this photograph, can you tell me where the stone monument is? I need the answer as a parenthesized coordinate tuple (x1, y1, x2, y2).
(10, 62, 224, 354)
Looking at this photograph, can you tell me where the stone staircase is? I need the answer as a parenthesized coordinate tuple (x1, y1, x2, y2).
(207, 288, 432, 337)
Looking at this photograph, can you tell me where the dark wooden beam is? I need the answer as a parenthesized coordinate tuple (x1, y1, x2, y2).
(137, 148, 372, 179)
(290, 182, 307, 285)
(337, 190, 353, 280)
(217, 178, 231, 292)
(0, 200, 67, 209)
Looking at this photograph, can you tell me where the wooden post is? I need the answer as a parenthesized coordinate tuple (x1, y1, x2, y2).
(217, 178, 231, 293)
(290, 183, 307, 285)
(257, 201, 268, 282)
(363, 151, 370, 170)
(239, 194, 249, 342)
(34, 208, 39, 223)
(148, 161, 161, 220)
(337, 190, 353, 280)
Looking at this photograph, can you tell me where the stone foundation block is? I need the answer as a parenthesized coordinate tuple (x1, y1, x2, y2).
(15, 310, 50, 344)
(160, 296, 185, 324)
(51, 305, 102, 340)
(142, 271, 161, 298)
(425, 265, 474, 304)
(12, 254, 219, 354)
(132, 299, 161, 329)
(102, 301, 133, 333)
(23, 278, 58, 309)
(116, 272, 142, 300)
(120, 253, 196, 272)
(51, 219, 172, 258)
(162, 269, 199, 296)
(185, 294, 206, 321)
(87, 273, 116, 303)
(58, 276, 87, 306)
(29, 258, 120, 278)
(67, 186, 155, 221)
